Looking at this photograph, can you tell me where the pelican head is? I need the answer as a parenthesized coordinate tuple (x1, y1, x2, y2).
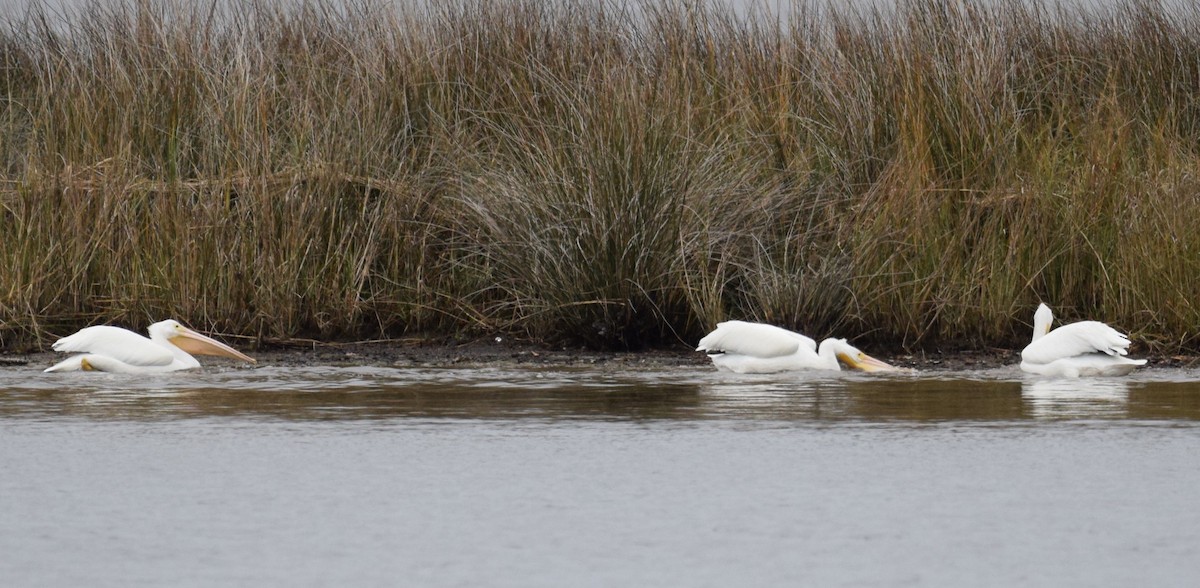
(149, 320, 256, 364)
(1032, 303, 1054, 342)
(821, 338, 903, 372)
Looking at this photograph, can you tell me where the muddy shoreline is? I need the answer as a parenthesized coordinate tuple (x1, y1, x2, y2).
(6, 337, 1194, 372)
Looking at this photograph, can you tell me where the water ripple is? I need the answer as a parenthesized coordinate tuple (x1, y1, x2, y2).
(2, 363, 1200, 423)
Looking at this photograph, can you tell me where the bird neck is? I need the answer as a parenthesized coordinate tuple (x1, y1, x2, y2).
(1031, 319, 1051, 343)
(151, 334, 200, 368)
(816, 339, 844, 370)
(1031, 305, 1054, 343)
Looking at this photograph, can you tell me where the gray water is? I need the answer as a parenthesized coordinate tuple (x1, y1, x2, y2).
(3, 363, 1200, 587)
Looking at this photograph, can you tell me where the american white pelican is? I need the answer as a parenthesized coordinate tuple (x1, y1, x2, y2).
(44, 319, 256, 373)
(696, 320, 902, 374)
(1019, 303, 1146, 377)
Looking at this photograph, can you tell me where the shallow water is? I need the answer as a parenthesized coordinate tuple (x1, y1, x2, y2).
(3, 363, 1200, 587)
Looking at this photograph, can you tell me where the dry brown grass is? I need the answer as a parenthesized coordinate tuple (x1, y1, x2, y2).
(3, 0, 1200, 352)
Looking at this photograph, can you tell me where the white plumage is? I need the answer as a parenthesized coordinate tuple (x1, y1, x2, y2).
(1020, 303, 1145, 377)
(696, 320, 901, 374)
(44, 319, 256, 373)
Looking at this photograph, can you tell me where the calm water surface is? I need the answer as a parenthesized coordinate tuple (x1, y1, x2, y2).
(2, 362, 1200, 587)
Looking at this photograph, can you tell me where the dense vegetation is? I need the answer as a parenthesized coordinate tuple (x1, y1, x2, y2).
(2, 0, 1199, 352)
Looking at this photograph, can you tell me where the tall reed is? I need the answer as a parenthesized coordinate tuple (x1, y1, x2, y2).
(2, 0, 1200, 353)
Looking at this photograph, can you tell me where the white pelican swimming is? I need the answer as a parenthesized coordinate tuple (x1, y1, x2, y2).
(1020, 303, 1145, 377)
(44, 319, 256, 373)
(696, 320, 902, 374)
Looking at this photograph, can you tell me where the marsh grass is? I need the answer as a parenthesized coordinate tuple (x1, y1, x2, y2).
(3, 0, 1200, 352)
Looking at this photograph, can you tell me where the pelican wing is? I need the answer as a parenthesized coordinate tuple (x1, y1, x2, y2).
(696, 321, 815, 358)
(1021, 320, 1132, 364)
(51, 325, 175, 367)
